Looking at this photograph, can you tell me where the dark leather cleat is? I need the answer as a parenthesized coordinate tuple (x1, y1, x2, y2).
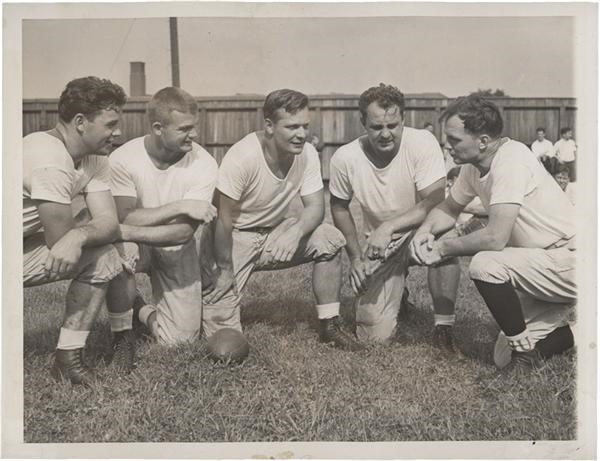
(432, 324, 456, 353)
(50, 348, 97, 386)
(111, 329, 136, 373)
(319, 316, 364, 351)
(503, 348, 543, 375)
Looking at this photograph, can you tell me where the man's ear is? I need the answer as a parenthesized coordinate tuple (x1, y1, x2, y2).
(478, 134, 491, 151)
(151, 121, 163, 136)
(73, 114, 86, 134)
(264, 118, 275, 136)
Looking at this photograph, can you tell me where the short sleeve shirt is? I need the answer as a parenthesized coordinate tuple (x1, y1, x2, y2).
(530, 139, 554, 159)
(450, 138, 575, 248)
(554, 139, 577, 162)
(217, 132, 323, 229)
(109, 136, 218, 207)
(23, 132, 111, 238)
(329, 127, 446, 235)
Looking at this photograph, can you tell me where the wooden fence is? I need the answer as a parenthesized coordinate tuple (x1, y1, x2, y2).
(23, 96, 577, 179)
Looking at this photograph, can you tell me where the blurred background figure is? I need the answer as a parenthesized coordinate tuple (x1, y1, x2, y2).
(554, 127, 577, 182)
(553, 164, 576, 205)
(423, 121, 435, 134)
(445, 166, 488, 233)
(442, 141, 457, 172)
(530, 127, 556, 174)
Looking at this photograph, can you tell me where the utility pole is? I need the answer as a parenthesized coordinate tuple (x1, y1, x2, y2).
(169, 17, 180, 87)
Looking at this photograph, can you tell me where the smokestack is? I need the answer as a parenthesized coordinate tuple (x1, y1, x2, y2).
(130, 62, 146, 97)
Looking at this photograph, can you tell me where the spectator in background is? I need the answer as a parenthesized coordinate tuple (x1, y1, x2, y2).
(554, 164, 576, 205)
(442, 141, 457, 172)
(530, 127, 556, 174)
(424, 122, 435, 135)
(554, 127, 577, 182)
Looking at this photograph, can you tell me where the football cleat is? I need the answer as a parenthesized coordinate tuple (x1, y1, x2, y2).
(50, 348, 97, 386)
(432, 324, 456, 353)
(503, 348, 543, 375)
(111, 329, 136, 372)
(319, 316, 365, 351)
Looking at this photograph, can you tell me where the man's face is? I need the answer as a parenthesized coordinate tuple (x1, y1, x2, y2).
(443, 114, 483, 165)
(536, 130, 546, 142)
(362, 103, 404, 157)
(81, 109, 122, 155)
(268, 107, 310, 156)
(555, 171, 569, 191)
(158, 110, 199, 154)
(562, 130, 573, 140)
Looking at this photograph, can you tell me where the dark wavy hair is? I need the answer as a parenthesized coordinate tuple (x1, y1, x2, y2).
(263, 89, 309, 122)
(440, 95, 503, 138)
(58, 76, 127, 122)
(147, 87, 198, 126)
(359, 83, 405, 121)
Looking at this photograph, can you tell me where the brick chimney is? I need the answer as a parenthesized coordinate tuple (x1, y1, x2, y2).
(130, 62, 146, 97)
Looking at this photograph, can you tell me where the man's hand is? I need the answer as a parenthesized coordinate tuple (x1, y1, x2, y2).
(43, 228, 86, 276)
(178, 200, 217, 223)
(262, 224, 303, 264)
(349, 257, 369, 295)
(203, 267, 237, 304)
(365, 223, 393, 260)
(419, 241, 444, 266)
(410, 232, 436, 265)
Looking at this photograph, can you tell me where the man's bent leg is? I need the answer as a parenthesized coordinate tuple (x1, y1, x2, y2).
(428, 259, 460, 352)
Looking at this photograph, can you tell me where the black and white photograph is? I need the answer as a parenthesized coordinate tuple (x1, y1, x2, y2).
(2, 1, 597, 458)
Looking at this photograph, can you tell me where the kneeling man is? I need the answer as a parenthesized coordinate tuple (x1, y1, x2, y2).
(413, 95, 576, 372)
(203, 89, 362, 350)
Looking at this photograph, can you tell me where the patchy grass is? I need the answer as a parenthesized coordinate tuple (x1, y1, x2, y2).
(23, 194, 576, 442)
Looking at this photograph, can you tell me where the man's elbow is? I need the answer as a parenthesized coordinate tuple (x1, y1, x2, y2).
(486, 233, 509, 251)
(174, 224, 196, 245)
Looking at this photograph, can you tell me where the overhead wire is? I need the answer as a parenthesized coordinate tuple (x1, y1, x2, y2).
(109, 18, 137, 76)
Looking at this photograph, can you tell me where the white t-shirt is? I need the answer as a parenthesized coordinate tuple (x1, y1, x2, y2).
(450, 138, 575, 249)
(110, 136, 218, 207)
(23, 132, 111, 238)
(530, 139, 554, 159)
(329, 127, 446, 235)
(217, 132, 323, 230)
(554, 139, 577, 162)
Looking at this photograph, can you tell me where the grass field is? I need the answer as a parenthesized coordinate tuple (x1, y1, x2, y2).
(23, 194, 576, 442)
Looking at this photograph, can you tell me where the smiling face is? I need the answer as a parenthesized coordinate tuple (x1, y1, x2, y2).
(362, 102, 404, 158)
(155, 110, 199, 155)
(554, 171, 569, 191)
(79, 109, 122, 155)
(536, 130, 546, 142)
(443, 114, 487, 165)
(266, 107, 310, 156)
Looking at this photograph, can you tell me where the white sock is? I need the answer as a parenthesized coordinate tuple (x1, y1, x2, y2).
(507, 329, 535, 352)
(57, 328, 90, 350)
(434, 314, 456, 326)
(138, 305, 157, 327)
(108, 309, 133, 332)
(316, 302, 340, 320)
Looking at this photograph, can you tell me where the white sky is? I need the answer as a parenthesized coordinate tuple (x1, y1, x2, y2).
(23, 16, 575, 99)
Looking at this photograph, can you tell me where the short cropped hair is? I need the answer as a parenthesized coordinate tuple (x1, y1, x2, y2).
(263, 89, 309, 123)
(554, 163, 570, 176)
(536, 127, 546, 133)
(560, 127, 572, 135)
(424, 122, 434, 129)
(359, 83, 405, 120)
(147, 87, 198, 125)
(58, 76, 127, 123)
(440, 95, 503, 138)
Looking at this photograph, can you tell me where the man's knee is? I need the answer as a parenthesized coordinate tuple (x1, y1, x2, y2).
(468, 251, 510, 284)
(309, 223, 346, 261)
(75, 244, 123, 284)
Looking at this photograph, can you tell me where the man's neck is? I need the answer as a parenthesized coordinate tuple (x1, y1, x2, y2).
(259, 131, 295, 177)
(474, 137, 507, 176)
(145, 135, 186, 170)
(50, 122, 87, 166)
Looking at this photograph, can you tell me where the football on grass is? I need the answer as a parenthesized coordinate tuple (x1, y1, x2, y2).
(207, 328, 250, 363)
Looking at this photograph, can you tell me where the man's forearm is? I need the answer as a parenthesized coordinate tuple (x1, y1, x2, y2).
(331, 207, 362, 261)
(419, 202, 461, 236)
(293, 204, 324, 237)
(213, 219, 234, 271)
(77, 214, 119, 247)
(123, 201, 183, 226)
(438, 226, 505, 258)
(119, 222, 195, 246)
(384, 198, 440, 236)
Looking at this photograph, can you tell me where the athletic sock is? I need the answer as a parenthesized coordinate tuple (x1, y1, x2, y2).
(473, 280, 526, 336)
(434, 314, 456, 327)
(316, 302, 340, 320)
(108, 309, 133, 333)
(138, 305, 157, 327)
(57, 328, 90, 350)
(506, 329, 535, 352)
(535, 325, 574, 358)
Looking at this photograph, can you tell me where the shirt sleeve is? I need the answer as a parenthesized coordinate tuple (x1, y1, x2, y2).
(413, 132, 446, 191)
(83, 156, 111, 193)
(29, 167, 74, 204)
(328, 150, 353, 200)
(300, 145, 324, 197)
(488, 159, 533, 206)
(109, 155, 137, 198)
(449, 167, 477, 206)
(183, 155, 218, 202)
(217, 149, 249, 201)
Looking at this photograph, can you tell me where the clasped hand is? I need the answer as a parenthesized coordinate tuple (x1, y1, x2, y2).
(410, 232, 443, 266)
